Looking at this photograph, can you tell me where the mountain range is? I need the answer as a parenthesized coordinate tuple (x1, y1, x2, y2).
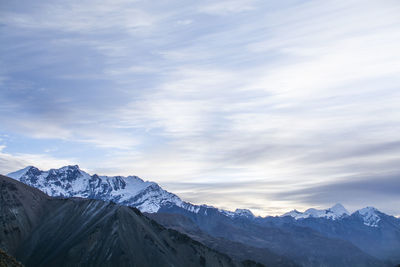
(0, 174, 262, 267)
(4, 165, 400, 266)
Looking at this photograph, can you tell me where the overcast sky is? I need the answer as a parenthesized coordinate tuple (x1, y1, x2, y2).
(1, 0, 400, 216)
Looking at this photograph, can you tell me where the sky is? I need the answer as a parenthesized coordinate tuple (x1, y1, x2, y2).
(1, 0, 400, 216)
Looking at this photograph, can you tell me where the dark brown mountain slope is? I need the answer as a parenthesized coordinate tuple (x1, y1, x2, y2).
(0, 248, 23, 267)
(0, 174, 49, 254)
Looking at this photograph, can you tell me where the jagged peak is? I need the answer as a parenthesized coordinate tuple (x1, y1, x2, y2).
(59, 165, 80, 171)
(355, 206, 381, 227)
(234, 208, 255, 217)
(8, 165, 154, 186)
(282, 204, 350, 220)
(7, 165, 36, 179)
(8, 165, 84, 178)
(281, 204, 385, 227)
(6, 165, 185, 214)
(217, 207, 255, 219)
(329, 203, 350, 215)
(357, 206, 378, 214)
(48, 165, 82, 175)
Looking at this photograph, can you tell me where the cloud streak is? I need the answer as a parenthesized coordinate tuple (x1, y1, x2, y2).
(1, 0, 400, 215)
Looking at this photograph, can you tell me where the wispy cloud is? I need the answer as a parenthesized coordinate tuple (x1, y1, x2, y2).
(0, 145, 75, 174)
(0, 0, 158, 33)
(273, 171, 400, 215)
(198, 0, 258, 15)
(1, 0, 400, 215)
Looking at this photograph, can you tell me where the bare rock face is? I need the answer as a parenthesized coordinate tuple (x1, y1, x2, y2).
(0, 175, 255, 267)
(0, 249, 23, 267)
(7, 165, 188, 214)
(0, 175, 49, 254)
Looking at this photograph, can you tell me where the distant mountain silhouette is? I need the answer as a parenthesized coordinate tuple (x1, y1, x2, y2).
(152, 205, 388, 267)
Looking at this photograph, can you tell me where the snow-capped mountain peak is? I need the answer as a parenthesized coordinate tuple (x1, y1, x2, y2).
(330, 203, 350, 216)
(282, 203, 350, 220)
(356, 207, 381, 227)
(6, 165, 251, 219)
(10, 165, 386, 227)
(234, 209, 255, 218)
(282, 209, 303, 218)
(7, 165, 179, 213)
(7, 165, 35, 179)
(218, 208, 255, 219)
(282, 204, 386, 228)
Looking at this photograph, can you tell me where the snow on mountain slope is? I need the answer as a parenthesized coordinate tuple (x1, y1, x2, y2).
(7, 165, 228, 216)
(282, 203, 350, 220)
(356, 207, 381, 227)
(219, 208, 255, 219)
(281, 204, 387, 228)
(7, 165, 196, 213)
(7, 166, 391, 228)
(7, 166, 34, 179)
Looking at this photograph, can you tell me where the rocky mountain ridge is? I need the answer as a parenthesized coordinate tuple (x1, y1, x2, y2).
(6, 165, 400, 266)
(7, 165, 391, 227)
(0, 174, 258, 267)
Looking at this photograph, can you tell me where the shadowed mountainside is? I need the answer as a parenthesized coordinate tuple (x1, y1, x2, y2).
(155, 205, 389, 267)
(0, 175, 259, 267)
(7, 165, 399, 267)
(146, 212, 299, 267)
